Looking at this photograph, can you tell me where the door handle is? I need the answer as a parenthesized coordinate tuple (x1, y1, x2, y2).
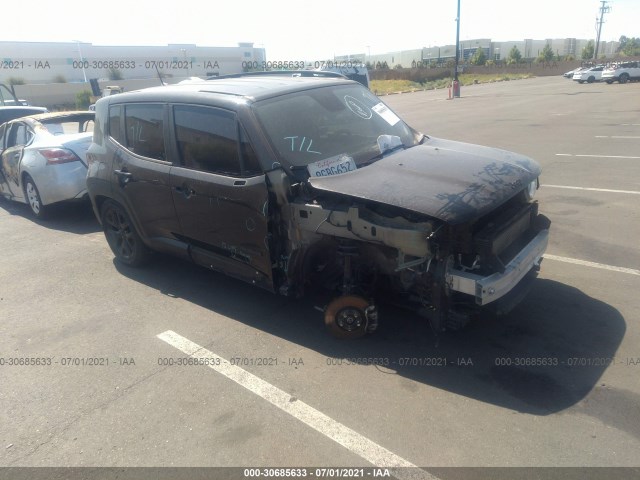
(175, 184, 195, 199)
(114, 169, 132, 178)
(114, 169, 132, 186)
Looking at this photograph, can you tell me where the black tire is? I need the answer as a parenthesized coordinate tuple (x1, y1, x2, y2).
(606, 80, 613, 84)
(578, 80, 584, 84)
(23, 174, 48, 219)
(587, 76, 595, 83)
(619, 73, 629, 84)
(100, 199, 150, 267)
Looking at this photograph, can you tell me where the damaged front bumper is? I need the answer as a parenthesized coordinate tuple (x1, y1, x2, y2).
(446, 229, 549, 306)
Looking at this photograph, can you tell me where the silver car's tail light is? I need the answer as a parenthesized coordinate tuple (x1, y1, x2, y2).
(39, 148, 81, 165)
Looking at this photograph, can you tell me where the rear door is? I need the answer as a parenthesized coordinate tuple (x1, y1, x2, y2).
(168, 104, 273, 290)
(109, 103, 184, 256)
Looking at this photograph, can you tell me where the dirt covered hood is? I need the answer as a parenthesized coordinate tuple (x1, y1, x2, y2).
(308, 137, 541, 225)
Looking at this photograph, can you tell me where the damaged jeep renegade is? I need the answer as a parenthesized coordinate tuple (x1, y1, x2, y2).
(86, 72, 550, 338)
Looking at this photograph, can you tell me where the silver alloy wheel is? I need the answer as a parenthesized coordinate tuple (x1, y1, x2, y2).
(25, 180, 41, 215)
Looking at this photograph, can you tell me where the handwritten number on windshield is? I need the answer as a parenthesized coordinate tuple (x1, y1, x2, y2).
(284, 136, 321, 154)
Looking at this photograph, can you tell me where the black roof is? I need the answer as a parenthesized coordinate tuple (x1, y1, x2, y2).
(104, 74, 355, 108)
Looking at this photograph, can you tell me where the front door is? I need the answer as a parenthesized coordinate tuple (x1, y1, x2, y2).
(168, 104, 273, 290)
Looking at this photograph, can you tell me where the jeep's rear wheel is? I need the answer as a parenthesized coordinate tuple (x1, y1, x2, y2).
(587, 76, 595, 83)
(619, 73, 629, 84)
(101, 199, 150, 267)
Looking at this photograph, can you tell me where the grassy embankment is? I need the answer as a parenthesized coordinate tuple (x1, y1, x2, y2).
(370, 73, 534, 95)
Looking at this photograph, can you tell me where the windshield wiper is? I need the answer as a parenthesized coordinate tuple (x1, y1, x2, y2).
(361, 143, 407, 166)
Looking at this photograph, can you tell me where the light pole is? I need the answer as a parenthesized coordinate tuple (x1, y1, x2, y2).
(180, 48, 190, 77)
(453, 0, 461, 97)
(72, 40, 87, 83)
(594, 1, 610, 61)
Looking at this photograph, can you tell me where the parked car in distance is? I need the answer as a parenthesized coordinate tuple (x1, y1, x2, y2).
(86, 72, 550, 338)
(573, 66, 604, 83)
(563, 66, 585, 78)
(602, 61, 640, 84)
(0, 111, 95, 218)
(0, 106, 48, 125)
(0, 82, 48, 123)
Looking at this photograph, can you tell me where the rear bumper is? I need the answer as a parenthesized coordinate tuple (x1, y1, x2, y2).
(446, 229, 549, 306)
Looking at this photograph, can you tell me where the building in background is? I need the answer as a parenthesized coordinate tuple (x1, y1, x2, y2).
(0, 42, 266, 84)
(347, 37, 622, 68)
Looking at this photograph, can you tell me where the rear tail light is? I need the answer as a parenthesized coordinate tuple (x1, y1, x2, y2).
(38, 148, 81, 165)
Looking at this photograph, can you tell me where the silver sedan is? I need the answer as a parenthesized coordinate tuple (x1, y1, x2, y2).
(0, 111, 94, 219)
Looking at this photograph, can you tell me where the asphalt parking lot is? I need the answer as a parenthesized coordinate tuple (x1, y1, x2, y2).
(1, 76, 639, 479)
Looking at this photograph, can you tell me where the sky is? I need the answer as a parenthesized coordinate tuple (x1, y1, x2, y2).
(4, 0, 638, 60)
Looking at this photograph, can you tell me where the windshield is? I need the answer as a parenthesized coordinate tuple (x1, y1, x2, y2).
(252, 84, 421, 172)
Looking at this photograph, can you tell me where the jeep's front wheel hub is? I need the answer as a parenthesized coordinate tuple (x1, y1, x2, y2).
(324, 295, 372, 339)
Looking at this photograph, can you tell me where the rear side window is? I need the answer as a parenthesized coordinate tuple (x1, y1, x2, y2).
(124, 104, 166, 161)
(108, 105, 123, 144)
(6, 123, 32, 148)
(174, 105, 241, 176)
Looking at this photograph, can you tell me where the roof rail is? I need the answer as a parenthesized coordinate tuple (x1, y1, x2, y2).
(205, 70, 349, 81)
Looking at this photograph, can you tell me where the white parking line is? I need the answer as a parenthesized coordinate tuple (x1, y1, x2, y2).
(544, 254, 640, 276)
(555, 153, 640, 159)
(543, 185, 640, 195)
(157, 330, 436, 480)
(595, 136, 640, 139)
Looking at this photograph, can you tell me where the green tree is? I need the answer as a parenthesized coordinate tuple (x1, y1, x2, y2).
(507, 45, 522, 64)
(581, 40, 595, 60)
(76, 90, 91, 109)
(538, 43, 555, 63)
(470, 48, 486, 65)
(108, 68, 123, 80)
(622, 37, 640, 56)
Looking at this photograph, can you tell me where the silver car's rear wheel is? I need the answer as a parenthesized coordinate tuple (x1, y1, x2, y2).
(23, 174, 47, 219)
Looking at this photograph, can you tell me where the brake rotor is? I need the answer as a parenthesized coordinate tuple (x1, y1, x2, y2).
(324, 295, 371, 339)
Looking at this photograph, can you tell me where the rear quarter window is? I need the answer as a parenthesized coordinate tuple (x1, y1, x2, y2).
(108, 105, 123, 144)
